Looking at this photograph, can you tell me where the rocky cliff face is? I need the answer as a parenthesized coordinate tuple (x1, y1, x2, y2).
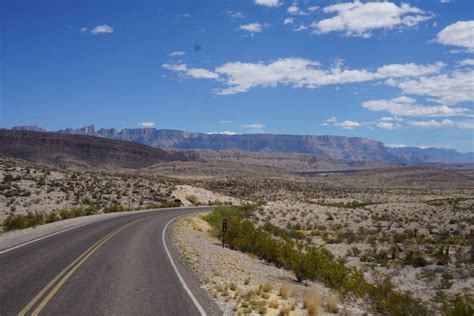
(10, 125, 474, 164)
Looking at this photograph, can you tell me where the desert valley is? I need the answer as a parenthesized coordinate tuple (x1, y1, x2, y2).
(0, 127, 472, 315)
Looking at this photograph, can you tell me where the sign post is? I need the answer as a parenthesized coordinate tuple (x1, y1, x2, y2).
(222, 218, 228, 248)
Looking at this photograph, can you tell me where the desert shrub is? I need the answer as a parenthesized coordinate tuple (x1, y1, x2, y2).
(2, 211, 45, 231)
(279, 283, 291, 299)
(442, 293, 474, 316)
(159, 199, 182, 208)
(45, 211, 60, 223)
(403, 249, 428, 267)
(103, 203, 127, 213)
(203, 206, 428, 315)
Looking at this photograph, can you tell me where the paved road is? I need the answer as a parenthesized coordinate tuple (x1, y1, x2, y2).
(0, 207, 221, 316)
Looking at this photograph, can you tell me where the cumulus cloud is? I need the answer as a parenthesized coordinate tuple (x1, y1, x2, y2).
(407, 119, 455, 127)
(387, 69, 474, 105)
(376, 121, 401, 129)
(90, 24, 113, 34)
(138, 122, 155, 128)
(336, 120, 362, 129)
(169, 51, 185, 57)
(254, 0, 281, 7)
(210, 58, 443, 95)
(162, 63, 219, 79)
(362, 96, 471, 117)
(238, 23, 267, 34)
(287, 5, 308, 16)
(80, 27, 89, 33)
(323, 117, 363, 129)
(162, 58, 452, 95)
(436, 21, 474, 52)
(312, 1, 432, 38)
(284, 18, 295, 25)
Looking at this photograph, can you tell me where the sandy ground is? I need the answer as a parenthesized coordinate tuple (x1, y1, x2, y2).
(173, 185, 244, 207)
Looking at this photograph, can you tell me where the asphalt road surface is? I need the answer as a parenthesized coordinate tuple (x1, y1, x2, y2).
(0, 207, 222, 316)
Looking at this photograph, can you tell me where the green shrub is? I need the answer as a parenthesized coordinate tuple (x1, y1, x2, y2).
(2, 211, 45, 231)
(403, 249, 428, 267)
(442, 293, 474, 316)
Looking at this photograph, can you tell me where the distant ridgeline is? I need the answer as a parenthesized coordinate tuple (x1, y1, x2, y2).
(9, 125, 474, 164)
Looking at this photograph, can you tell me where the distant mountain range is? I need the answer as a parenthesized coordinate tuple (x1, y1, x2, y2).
(8, 125, 474, 164)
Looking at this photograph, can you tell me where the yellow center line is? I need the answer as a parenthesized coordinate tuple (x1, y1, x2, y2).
(19, 219, 139, 316)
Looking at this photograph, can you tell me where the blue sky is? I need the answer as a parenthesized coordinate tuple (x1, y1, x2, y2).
(1, 0, 473, 152)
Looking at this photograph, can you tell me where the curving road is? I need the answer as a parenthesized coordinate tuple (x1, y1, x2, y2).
(0, 207, 221, 316)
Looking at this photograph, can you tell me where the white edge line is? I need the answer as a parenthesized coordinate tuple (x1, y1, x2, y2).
(0, 222, 93, 255)
(0, 206, 212, 255)
(163, 215, 207, 316)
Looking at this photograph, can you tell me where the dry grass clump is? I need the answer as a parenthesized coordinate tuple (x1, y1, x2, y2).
(261, 282, 273, 293)
(269, 300, 279, 309)
(304, 290, 321, 316)
(279, 302, 295, 316)
(326, 292, 339, 313)
(244, 276, 251, 285)
(279, 283, 291, 299)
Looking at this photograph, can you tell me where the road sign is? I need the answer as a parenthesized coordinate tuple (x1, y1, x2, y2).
(222, 219, 228, 248)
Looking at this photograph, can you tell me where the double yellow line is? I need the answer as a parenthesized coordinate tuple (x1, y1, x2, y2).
(19, 220, 138, 316)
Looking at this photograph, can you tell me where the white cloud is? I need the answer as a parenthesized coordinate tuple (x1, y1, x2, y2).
(169, 51, 185, 57)
(242, 123, 265, 129)
(312, 1, 431, 38)
(407, 119, 454, 127)
(227, 11, 245, 19)
(90, 24, 113, 34)
(387, 69, 474, 105)
(210, 58, 443, 95)
(323, 117, 363, 129)
(362, 96, 471, 117)
(238, 23, 267, 34)
(80, 27, 89, 33)
(254, 0, 281, 8)
(436, 21, 474, 52)
(284, 18, 295, 25)
(458, 59, 474, 66)
(138, 122, 155, 128)
(440, 0, 454, 3)
(288, 5, 308, 16)
(335, 120, 362, 129)
(219, 120, 233, 124)
(293, 25, 308, 32)
(376, 121, 400, 129)
(162, 63, 219, 79)
(308, 6, 319, 13)
(207, 131, 238, 135)
(163, 58, 449, 96)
